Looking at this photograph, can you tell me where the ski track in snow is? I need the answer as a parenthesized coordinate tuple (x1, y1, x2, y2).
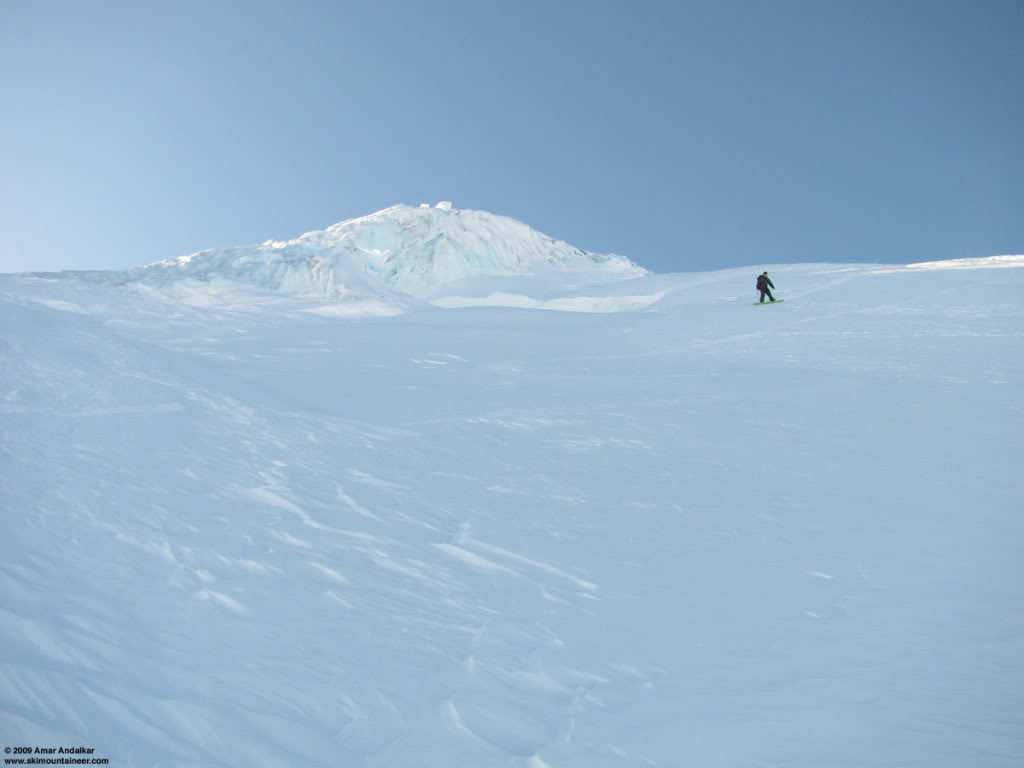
(1, 259, 1023, 766)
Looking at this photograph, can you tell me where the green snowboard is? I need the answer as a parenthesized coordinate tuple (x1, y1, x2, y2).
(753, 299, 784, 306)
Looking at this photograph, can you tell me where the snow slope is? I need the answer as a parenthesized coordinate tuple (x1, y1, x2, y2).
(38, 203, 645, 310)
(1, 253, 1023, 767)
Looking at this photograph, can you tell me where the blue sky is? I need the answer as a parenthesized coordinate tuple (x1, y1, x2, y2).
(1, 0, 1021, 274)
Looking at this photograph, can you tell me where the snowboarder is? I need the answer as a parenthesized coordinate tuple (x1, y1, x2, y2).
(756, 272, 776, 303)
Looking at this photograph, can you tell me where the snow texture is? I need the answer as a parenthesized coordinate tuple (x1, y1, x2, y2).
(1, 209, 1023, 766)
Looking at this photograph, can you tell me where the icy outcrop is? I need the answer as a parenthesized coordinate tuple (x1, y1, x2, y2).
(83, 203, 647, 299)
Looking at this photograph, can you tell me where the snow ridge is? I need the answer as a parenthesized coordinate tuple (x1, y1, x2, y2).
(66, 202, 646, 300)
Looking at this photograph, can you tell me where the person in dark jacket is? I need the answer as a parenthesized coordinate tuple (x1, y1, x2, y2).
(756, 271, 775, 303)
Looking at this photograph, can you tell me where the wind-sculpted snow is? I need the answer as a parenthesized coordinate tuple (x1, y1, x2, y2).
(1, 257, 1023, 767)
(44, 203, 646, 307)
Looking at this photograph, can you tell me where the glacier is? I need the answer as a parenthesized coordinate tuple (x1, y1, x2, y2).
(1, 207, 1023, 767)
(37, 202, 646, 312)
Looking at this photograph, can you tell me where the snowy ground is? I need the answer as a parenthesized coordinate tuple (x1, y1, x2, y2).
(1, 259, 1022, 766)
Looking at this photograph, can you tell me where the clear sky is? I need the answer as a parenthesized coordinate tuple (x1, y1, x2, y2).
(1, 0, 1021, 274)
